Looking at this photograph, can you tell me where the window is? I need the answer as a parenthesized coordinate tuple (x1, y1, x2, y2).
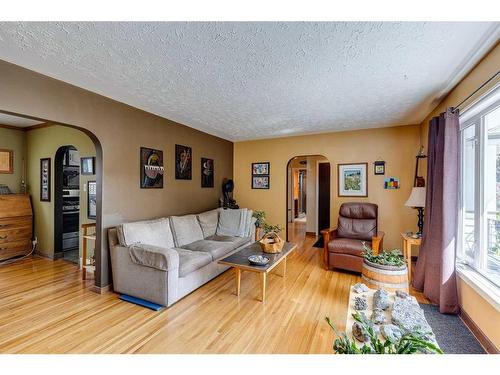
(459, 86, 500, 288)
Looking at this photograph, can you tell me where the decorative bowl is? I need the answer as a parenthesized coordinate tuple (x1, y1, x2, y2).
(248, 255, 270, 266)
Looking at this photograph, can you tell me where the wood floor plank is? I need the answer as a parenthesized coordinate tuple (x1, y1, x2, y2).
(0, 221, 429, 353)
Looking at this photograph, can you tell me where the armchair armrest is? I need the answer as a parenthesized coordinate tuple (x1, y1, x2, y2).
(371, 231, 385, 255)
(320, 228, 338, 269)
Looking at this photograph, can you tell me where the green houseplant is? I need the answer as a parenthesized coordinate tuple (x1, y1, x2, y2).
(362, 243, 405, 268)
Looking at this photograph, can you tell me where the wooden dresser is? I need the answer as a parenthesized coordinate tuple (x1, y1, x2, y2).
(0, 194, 33, 261)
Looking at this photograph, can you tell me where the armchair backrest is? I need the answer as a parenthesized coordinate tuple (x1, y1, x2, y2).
(337, 202, 378, 241)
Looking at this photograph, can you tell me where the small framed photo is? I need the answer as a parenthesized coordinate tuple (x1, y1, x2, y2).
(252, 162, 270, 176)
(40, 158, 51, 202)
(81, 157, 95, 175)
(0, 149, 13, 174)
(252, 176, 270, 189)
(87, 181, 97, 219)
(384, 177, 400, 189)
(374, 160, 385, 175)
(338, 163, 368, 197)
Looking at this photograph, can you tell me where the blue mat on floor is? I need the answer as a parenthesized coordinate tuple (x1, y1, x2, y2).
(119, 294, 163, 311)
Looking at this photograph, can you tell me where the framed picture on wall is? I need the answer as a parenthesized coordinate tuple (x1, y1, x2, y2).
(140, 147, 164, 188)
(252, 162, 270, 175)
(338, 163, 368, 197)
(81, 157, 95, 175)
(0, 149, 13, 174)
(252, 176, 270, 189)
(201, 157, 214, 188)
(374, 160, 385, 175)
(87, 181, 97, 219)
(175, 144, 192, 180)
(40, 158, 51, 202)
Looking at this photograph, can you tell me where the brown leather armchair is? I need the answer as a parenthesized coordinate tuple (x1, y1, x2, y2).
(321, 202, 384, 273)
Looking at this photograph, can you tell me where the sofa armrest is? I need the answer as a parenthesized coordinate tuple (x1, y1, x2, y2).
(128, 244, 179, 272)
(320, 228, 338, 269)
(371, 231, 385, 255)
(109, 241, 180, 307)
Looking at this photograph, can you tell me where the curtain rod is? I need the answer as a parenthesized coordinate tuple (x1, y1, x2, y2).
(452, 70, 500, 112)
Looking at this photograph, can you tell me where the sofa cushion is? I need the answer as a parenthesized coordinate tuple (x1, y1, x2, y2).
(181, 239, 235, 260)
(170, 215, 204, 247)
(206, 235, 251, 249)
(327, 238, 370, 257)
(175, 248, 212, 277)
(128, 244, 179, 271)
(117, 218, 175, 249)
(216, 208, 254, 237)
(197, 209, 219, 238)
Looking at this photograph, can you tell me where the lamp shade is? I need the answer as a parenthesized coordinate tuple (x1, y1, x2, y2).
(405, 187, 426, 208)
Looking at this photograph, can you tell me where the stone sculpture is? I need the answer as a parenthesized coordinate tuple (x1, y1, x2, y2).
(381, 324, 403, 342)
(373, 288, 390, 310)
(354, 296, 368, 311)
(371, 308, 386, 324)
(391, 296, 433, 336)
(352, 321, 370, 343)
(353, 282, 369, 294)
(395, 290, 409, 299)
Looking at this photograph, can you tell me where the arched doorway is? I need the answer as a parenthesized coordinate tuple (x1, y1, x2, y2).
(285, 155, 331, 246)
(0, 110, 103, 287)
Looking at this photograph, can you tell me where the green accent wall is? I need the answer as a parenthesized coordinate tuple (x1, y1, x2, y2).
(0, 127, 25, 193)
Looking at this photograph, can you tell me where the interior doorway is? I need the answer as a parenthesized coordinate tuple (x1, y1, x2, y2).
(286, 155, 330, 244)
(0, 110, 102, 286)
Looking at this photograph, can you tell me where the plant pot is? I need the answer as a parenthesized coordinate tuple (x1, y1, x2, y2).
(361, 259, 409, 292)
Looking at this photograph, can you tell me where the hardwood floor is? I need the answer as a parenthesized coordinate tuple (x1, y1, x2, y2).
(0, 227, 429, 354)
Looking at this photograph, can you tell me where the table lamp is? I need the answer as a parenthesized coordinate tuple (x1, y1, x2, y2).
(405, 187, 426, 237)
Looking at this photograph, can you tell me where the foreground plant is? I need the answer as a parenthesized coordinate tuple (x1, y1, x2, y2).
(325, 312, 443, 354)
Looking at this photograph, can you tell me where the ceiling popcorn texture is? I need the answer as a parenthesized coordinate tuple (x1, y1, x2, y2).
(0, 22, 498, 141)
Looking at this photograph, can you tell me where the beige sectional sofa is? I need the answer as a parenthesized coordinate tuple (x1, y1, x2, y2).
(108, 208, 255, 307)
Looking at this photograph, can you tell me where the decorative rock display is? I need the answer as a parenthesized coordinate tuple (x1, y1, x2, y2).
(354, 296, 368, 311)
(391, 296, 433, 336)
(352, 321, 370, 343)
(381, 324, 403, 342)
(371, 308, 386, 324)
(396, 290, 409, 299)
(353, 282, 369, 294)
(373, 288, 390, 310)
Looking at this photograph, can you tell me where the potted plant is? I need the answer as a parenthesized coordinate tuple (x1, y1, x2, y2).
(362, 243, 408, 292)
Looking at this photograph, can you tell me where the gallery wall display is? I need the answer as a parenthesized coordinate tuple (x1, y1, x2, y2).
(40, 158, 51, 201)
(0, 149, 13, 174)
(175, 144, 192, 180)
(384, 177, 400, 189)
(140, 147, 164, 188)
(201, 157, 214, 188)
(374, 160, 386, 175)
(251, 162, 270, 189)
(81, 157, 95, 175)
(87, 181, 97, 219)
(338, 162, 368, 197)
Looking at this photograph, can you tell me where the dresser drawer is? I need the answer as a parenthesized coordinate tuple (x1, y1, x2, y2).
(0, 225, 32, 244)
(0, 217, 32, 231)
(0, 239, 32, 261)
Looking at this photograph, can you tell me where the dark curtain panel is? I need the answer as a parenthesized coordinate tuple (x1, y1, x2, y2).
(413, 108, 460, 314)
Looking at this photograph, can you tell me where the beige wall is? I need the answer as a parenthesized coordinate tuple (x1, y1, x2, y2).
(418, 43, 500, 351)
(234, 125, 421, 250)
(0, 59, 234, 287)
(26, 124, 96, 258)
(0, 126, 25, 193)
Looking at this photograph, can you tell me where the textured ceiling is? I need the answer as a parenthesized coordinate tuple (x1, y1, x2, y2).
(0, 112, 43, 127)
(0, 22, 498, 141)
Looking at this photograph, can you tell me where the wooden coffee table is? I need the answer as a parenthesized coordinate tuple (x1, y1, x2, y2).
(218, 241, 297, 302)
